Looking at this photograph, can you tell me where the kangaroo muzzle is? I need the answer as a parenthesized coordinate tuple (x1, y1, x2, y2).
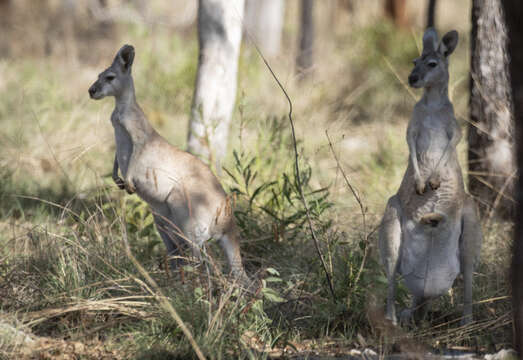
(408, 73, 420, 87)
(88, 83, 102, 99)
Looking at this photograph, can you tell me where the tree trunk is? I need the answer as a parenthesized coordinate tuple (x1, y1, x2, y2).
(187, 0, 245, 173)
(426, 0, 437, 28)
(385, 0, 408, 28)
(468, 0, 515, 219)
(502, 0, 523, 353)
(296, 0, 314, 77)
(61, 0, 78, 61)
(0, 0, 10, 57)
(244, 0, 284, 57)
(96, 0, 117, 37)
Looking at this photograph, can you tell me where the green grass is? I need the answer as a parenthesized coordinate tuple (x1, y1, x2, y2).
(0, 3, 513, 359)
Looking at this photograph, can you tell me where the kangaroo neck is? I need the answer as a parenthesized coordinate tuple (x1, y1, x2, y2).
(115, 80, 137, 112)
(114, 80, 154, 145)
(421, 83, 449, 108)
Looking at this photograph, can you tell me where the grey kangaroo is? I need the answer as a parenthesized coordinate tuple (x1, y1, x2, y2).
(379, 29, 482, 325)
(89, 45, 248, 284)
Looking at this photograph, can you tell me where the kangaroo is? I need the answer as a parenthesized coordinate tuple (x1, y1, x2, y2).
(88, 45, 249, 284)
(379, 29, 482, 326)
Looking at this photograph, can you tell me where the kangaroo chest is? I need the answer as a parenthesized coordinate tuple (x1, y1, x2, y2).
(415, 115, 453, 166)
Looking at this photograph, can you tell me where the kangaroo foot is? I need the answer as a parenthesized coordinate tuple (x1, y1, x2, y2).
(399, 308, 415, 326)
(234, 271, 258, 294)
(124, 177, 136, 194)
(420, 212, 444, 227)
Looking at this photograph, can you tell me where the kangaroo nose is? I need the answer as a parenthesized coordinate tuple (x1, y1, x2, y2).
(408, 74, 419, 86)
(88, 86, 96, 98)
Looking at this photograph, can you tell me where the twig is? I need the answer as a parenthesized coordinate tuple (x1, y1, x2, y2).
(383, 56, 417, 101)
(325, 131, 369, 291)
(251, 43, 337, 303)
(325, 131, 366, 235)
(486, 169, 517, 222)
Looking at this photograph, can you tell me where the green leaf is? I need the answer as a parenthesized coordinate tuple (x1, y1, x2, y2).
(262, 287, 285, 303)
(249, 181, 276, 206)
(265, 267, 280, 276)
(375, 275, 388, 285)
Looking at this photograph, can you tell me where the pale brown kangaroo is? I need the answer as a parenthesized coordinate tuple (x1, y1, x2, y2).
(89, 45, 249, 284)
(379, 29, 482, 326)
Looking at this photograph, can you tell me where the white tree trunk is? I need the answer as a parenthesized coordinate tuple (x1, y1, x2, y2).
(61, 0, 78, 61)
(244, 0, 285, 57)
(296, 0, 314, 76)
(187, 0, 245, 173)
(0, 0, 11, 57)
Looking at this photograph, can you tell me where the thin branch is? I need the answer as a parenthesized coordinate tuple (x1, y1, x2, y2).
(487, 169, 517, 223)
(251, 42, 336, 303)
(325, 131, 366, 235)
(325, 131, 369, 291)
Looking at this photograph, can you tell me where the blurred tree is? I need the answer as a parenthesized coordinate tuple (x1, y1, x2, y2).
(61, 0, 78, 61)
(503, 0, 523, 353)
(95, 0, 116, 37)
(0, 0, 11, 57)
(329, 0, 352, 26)
(187, 0, 245, 173)
(244, 0, 285, 57)
(468, 0, 515, 219)
(427, 0, 437, 28)
(296, 0, 314, 77)
(385, 0, 409, 28)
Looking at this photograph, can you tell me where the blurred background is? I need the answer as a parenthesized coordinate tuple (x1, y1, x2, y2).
(0, 0, 473, 204)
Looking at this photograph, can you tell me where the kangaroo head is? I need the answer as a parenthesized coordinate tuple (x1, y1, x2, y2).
(89, 45, 135, 100)
(408, 28, 458, 89)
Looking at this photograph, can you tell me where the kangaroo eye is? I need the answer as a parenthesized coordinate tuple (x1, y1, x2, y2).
(428, 61, 437, 68)
(105, 75, 115, 81)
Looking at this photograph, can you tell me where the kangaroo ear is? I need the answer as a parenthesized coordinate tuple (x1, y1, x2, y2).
(438, 30, 458, 57)
(422, 27, 439, 55)
(115, 44, 135, 71)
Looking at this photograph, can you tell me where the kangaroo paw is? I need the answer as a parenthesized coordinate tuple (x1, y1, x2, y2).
(415, 180, 426, 195)
(113, 176, 126, 190)
(428, 176, 440, 190)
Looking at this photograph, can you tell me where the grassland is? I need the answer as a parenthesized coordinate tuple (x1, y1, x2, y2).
(0, 1, 513, 358)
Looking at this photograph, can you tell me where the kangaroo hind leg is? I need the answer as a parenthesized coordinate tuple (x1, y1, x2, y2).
(154, 214, 190, 269)
(379, 195, 403, 325)
(460, 196, 482, 325)
(218, 221, 251, 288)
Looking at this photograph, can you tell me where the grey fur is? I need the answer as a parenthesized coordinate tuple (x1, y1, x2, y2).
(379, 29, 482, 325)
(89, 45, 248, 284)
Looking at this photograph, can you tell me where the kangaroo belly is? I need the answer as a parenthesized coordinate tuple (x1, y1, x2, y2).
(134, 163, 182, 205)
(398, 159, 464, 223)
(400, 218, 461, 298)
